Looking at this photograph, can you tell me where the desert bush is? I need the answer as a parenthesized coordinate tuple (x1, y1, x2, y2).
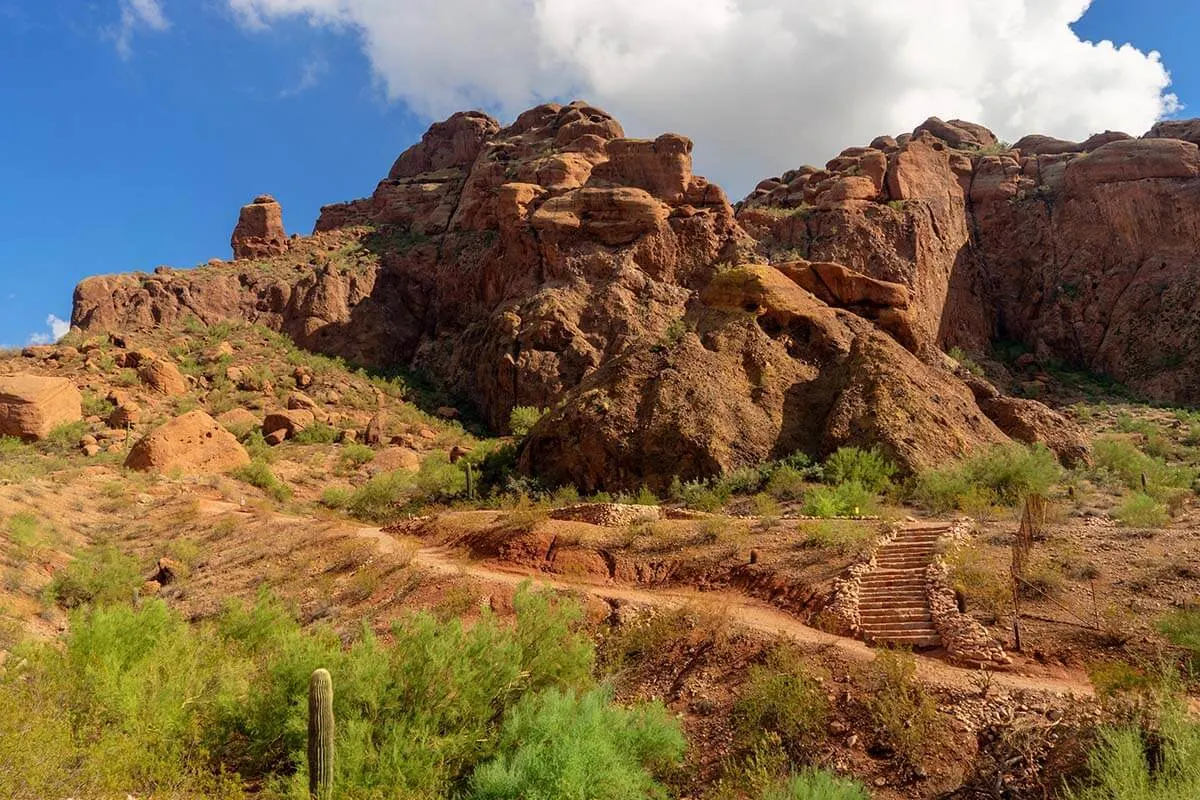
(720, 466, 769, 496)
(43, 421, 88, 453)
(948, 346, 984, 377)
(1092, 438, 1197, 495)
(1066, 706, 1200, 800)
(1157, 609, 1200, 656)
(1114, 493, 1170, 528)
(912, 444, 1061, 512)
(465, 687, 684, 800)
(758, 770, 870, 800)
(822, 447, 896, 492)
(946, 545, 1010, 624)
(293, 421, 340, 445)
(732, 647, 830, 758)
(81, 390, 116, 419)
(46, 546, 143, 609)
(233, 459, 292, 502)
(862, 651, 940, 767)
(508, 406, 546, 438)
(320, 486, 354, 509)
(765, 465, 808, 501)
(339, 443, 376, 469)
(801, 481, 874, 518)
(798, 520, 872, 557)
(680, 479, 732, 513)
(0, 580, 624, 799)
(343, 470, 412, 522)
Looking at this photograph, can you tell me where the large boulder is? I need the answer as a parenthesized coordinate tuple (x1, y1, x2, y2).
(0, 375, 82, 441)
(977, 397, 1092, 467)
(231, 195, 287, 260)
(138, 358, 188, 396)
(520, 265, 1008, 492)
(125, 410, 251, 474)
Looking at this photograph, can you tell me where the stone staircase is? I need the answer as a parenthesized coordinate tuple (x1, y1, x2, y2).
(857, 523, 949, 649)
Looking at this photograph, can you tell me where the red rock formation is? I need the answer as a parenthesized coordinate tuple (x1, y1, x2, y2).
(70, 102, 1200, 488)
(231, 195, 287, 260)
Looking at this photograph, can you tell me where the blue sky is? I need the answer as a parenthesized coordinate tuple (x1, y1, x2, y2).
(0, 0, 1196, 347)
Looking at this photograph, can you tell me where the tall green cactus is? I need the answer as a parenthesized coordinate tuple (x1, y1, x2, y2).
(308, 668, 334, 800)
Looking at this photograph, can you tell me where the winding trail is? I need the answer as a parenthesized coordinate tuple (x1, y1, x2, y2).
(197, 501, 1092, 697)
(357, 527, 1093, 698)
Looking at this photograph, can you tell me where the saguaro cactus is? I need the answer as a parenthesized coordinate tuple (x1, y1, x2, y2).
(308, 668, 334, 800)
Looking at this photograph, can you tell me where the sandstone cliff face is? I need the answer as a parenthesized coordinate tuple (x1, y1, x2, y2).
(71, 105, 1200, 489)
(741, 116, 1200, 404)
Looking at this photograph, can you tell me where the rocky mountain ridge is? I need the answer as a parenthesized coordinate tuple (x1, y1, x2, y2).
(71, 102, 1200, 489)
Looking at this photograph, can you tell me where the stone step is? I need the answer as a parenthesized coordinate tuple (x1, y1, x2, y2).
(861, 620, 940, 633)
(858, 601, 929, 611)
(859, 610, 933, 623)
(874, 560, 933, 568)
(860, 587, 927, 596)
(860, 582, 926, 591)
(859, 590, 927, 600)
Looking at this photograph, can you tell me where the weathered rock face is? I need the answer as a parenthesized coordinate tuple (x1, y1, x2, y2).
(520, 265, 1008, 491)
(70, 103, 1200, 489)
(125, 410, 251, 474)
(231, 195, 287, 260)
(742, 116, 1200, 405)
(0, 375, 82, 441)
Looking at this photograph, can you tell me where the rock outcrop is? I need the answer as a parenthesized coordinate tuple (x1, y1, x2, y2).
(231, 195, 287, 260)
(0, 375, 82, 441)
(69, 102, 1200, 489)
(125, 410, 251, 474)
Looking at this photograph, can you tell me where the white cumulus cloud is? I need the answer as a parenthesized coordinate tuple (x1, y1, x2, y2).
(224, 0, 1179, 195)
(110, 0, 171, 60)
(27, 315, 72, 346)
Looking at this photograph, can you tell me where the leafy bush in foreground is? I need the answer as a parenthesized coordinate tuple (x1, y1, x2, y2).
(466, 688, 684, 800)
(760, 770, 871, 800)
(1067, 706, 1200, 800)
(0, 582, 676, 799)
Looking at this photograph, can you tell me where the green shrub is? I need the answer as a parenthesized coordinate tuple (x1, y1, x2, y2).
(344, 470, 412, 522)
(412, 452, 467, 503)
(862, 651, 940, 767)
(321, 486, 353, 509)
(339, 443, 376, 469)
(0, 585, 604, 799)
(912, 444, 1061, 512)
(233, 459, 292, 502)
(294, 421, 340, 445)
(1157, 609, 1200, 654)
(46, 546, 143, 609)
(822, 447, 896, 492)
(947, 346, 984, 377)
(6, 512, 42, 552)
(465, 688, 684, 800)
(759, 770, 871, 800)
(1114, 493, 1170, 528)
(1092, 438, 1197, 495)
(801, 482, 874, 518)
(509, 406, 547, 438)
(799, 521, 873, 557)
(765, 465, 808, 501)
(1067, 707, 1200, 800)
(81, 391, 116, 419)
(720, 466, 768, 496)
(43, 421, 88, 453)
(680, 479, 731, 513)
(733, 648, 829, 758)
